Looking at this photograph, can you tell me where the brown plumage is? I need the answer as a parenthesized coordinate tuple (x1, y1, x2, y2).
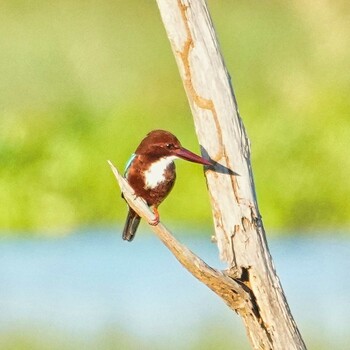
(122, 130, 211, 242)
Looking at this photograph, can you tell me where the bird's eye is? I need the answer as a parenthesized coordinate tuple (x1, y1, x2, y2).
(166, 143, 175, 149)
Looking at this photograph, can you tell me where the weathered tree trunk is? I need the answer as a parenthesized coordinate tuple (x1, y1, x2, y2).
(153, 1, 307, 349)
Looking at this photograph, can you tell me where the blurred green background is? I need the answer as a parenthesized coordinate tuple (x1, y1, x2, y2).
(1, 0, 349, 233)
(1, 2, 350, 350)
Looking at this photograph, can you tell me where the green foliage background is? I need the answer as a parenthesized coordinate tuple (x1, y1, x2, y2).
(1, 0, 349, 233)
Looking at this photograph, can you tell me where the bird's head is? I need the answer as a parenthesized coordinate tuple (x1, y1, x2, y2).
(136, 130, 212, 166)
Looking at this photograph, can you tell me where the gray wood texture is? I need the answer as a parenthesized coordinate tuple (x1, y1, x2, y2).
(109, 0, 307, 348)
(154, 1, 307, 349)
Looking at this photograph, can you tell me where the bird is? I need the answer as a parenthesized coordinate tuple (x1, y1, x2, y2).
(122, 129, 212, 242)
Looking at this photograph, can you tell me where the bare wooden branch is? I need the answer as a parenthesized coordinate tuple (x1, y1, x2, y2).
(108, 161, 276, 345)
(154, 1, 307, 349)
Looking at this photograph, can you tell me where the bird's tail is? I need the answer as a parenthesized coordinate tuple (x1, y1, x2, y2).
(122, 208, 141, 242)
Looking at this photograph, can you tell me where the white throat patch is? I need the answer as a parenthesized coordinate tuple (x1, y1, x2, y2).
(144, 156, 177, 189)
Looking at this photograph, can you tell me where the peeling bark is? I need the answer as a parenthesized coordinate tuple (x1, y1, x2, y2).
(109, 162, 277, 348)
(152, 1, 307, 349)
(109, 0, 307, 348)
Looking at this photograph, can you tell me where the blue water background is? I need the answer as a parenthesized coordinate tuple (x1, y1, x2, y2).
(0, 229, 349, 348)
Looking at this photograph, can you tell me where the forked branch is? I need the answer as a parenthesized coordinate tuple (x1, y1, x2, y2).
(108, 160, 271, 340)
(152, 1, 306, 349)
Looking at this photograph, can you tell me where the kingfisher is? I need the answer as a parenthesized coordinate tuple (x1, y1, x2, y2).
(122, 129, 212, 242)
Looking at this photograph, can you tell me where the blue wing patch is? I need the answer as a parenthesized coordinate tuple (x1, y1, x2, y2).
(124, 153, 136, 177)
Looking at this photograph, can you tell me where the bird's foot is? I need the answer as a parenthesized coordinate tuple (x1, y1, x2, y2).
(149, 207, 160, 226)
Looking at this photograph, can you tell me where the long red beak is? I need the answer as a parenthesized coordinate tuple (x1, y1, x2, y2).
(174, 147, 212, 166)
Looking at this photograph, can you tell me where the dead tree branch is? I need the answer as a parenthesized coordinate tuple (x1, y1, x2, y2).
(152, 0, 307, 349)
(109, 161, 275, 345)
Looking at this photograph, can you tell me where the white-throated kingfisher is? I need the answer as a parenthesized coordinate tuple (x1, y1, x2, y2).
(122, 129, 211, 241)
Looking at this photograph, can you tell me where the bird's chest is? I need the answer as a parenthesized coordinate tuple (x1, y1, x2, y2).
(126, 156, 176, 206)
(143, 157, 176, 190)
